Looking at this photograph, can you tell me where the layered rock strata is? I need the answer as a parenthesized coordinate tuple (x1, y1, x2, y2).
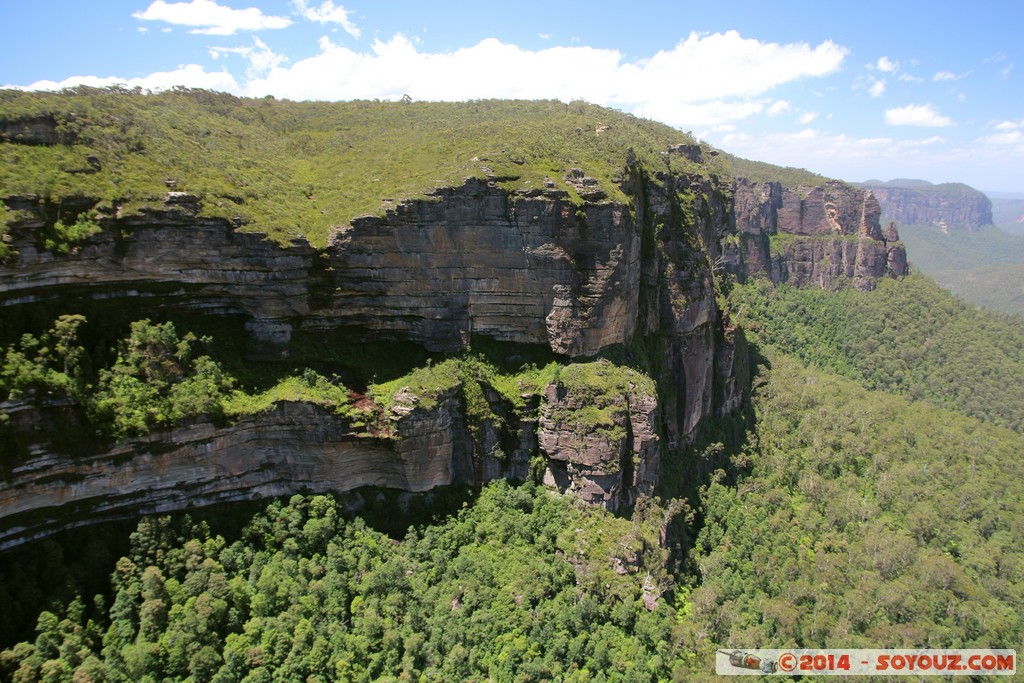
(0, 159, 770, 545)
(0, 361, 662, 548)
(538, 362, 660, 510)
(724, 179, 909, 290)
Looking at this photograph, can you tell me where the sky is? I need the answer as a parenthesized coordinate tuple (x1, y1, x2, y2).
(1, 0, 1022, 192)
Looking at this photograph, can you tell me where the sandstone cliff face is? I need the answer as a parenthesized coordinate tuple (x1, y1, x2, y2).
(0, 401, 450, 550)
(0, 362, 663, 548)
(538, 362, 660, 511)
(0, 160, 748, 546)
(320, 179, 639, 356)
(724, 179, 909, 290)
(861, 182, 994, 232)
(1, 195, 314, 323)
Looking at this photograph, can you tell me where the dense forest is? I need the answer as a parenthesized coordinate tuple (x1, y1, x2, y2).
(729, 274, 1024, 433)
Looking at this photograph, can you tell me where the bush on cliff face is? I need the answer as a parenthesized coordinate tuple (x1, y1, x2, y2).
(42, 214, 102, 256)
(223, 369, 353, 419)
(0, 313, 88, 402)
(1, 315, 370, 443)
(91, 320, 236, 439)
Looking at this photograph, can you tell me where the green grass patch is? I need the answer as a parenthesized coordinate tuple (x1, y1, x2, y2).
(223, 369, 352, 418)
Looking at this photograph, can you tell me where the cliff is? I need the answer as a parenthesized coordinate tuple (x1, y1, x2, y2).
(0, 92, 914, 546)
(0, 358, 668, 549)
(0, 156, 923, 545)
(857, 179, 994, 232)
(724, 179, 909, 290)
(0, 153, 751, 545)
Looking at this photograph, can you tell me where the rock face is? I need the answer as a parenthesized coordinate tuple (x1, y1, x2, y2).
(858, 180, 994, 232)
(538, 362, 660, 511)
(724, 179, 909, 290)
(0, 195, 315, 322)
(0, 157, 756, 546)
(320, 179, 639, 356)
(0, 361, 663, 548)
(0, 168, 916, 548)
(0, 401, 454, 550)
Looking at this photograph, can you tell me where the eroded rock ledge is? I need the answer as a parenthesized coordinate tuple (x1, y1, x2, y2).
(0, 361, 659, 549)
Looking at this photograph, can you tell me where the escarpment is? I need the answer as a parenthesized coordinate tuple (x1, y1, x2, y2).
(0, 146, 913, 546)
(723, 179, 909, 290)
(0, 161, 749, 544)
(0, 360, 664, 549)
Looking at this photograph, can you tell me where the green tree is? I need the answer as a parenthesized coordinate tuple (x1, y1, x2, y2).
(92, 320, 234, 438)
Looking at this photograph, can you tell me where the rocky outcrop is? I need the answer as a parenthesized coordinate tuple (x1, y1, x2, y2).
(320, 178, 640, 356)
(724, 179, 909, 290)
(0, 400, 452, 550)
(538, 362, 660, 511)
(0, 115, 76, 146)
(0, 195, 314, 322)
(858, 180, 994, 232)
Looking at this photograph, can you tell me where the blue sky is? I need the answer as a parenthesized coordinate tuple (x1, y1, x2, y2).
(2, 1, 1022, 192)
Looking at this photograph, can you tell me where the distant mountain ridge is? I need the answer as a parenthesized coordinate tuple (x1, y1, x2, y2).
(864, 179, 1024, 315)
(856, 178, 993, 232)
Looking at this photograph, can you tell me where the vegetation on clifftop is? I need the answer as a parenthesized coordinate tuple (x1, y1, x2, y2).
(2, 87, 834, 247)
(1, 88, 712, 246)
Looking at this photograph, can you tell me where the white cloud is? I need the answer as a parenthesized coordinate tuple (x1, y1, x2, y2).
(885, 103, 953, 127)
(292, 1, 359, 38)
(12, 64, 239, 93)
(7, 29, 848, 133)
(1001, 63, 1015, 79)
(868, 79, 886, 97)
(983, 130, 1023, 146)
(240, 30, 846, 128)
(798, 111, 819, 124)
(210, 37, 287, 77)
(133, 0, 292, 35)
(876, 56, 898, 72)
(933, 71, 957, 81)
(994, 120, 1024, 130)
